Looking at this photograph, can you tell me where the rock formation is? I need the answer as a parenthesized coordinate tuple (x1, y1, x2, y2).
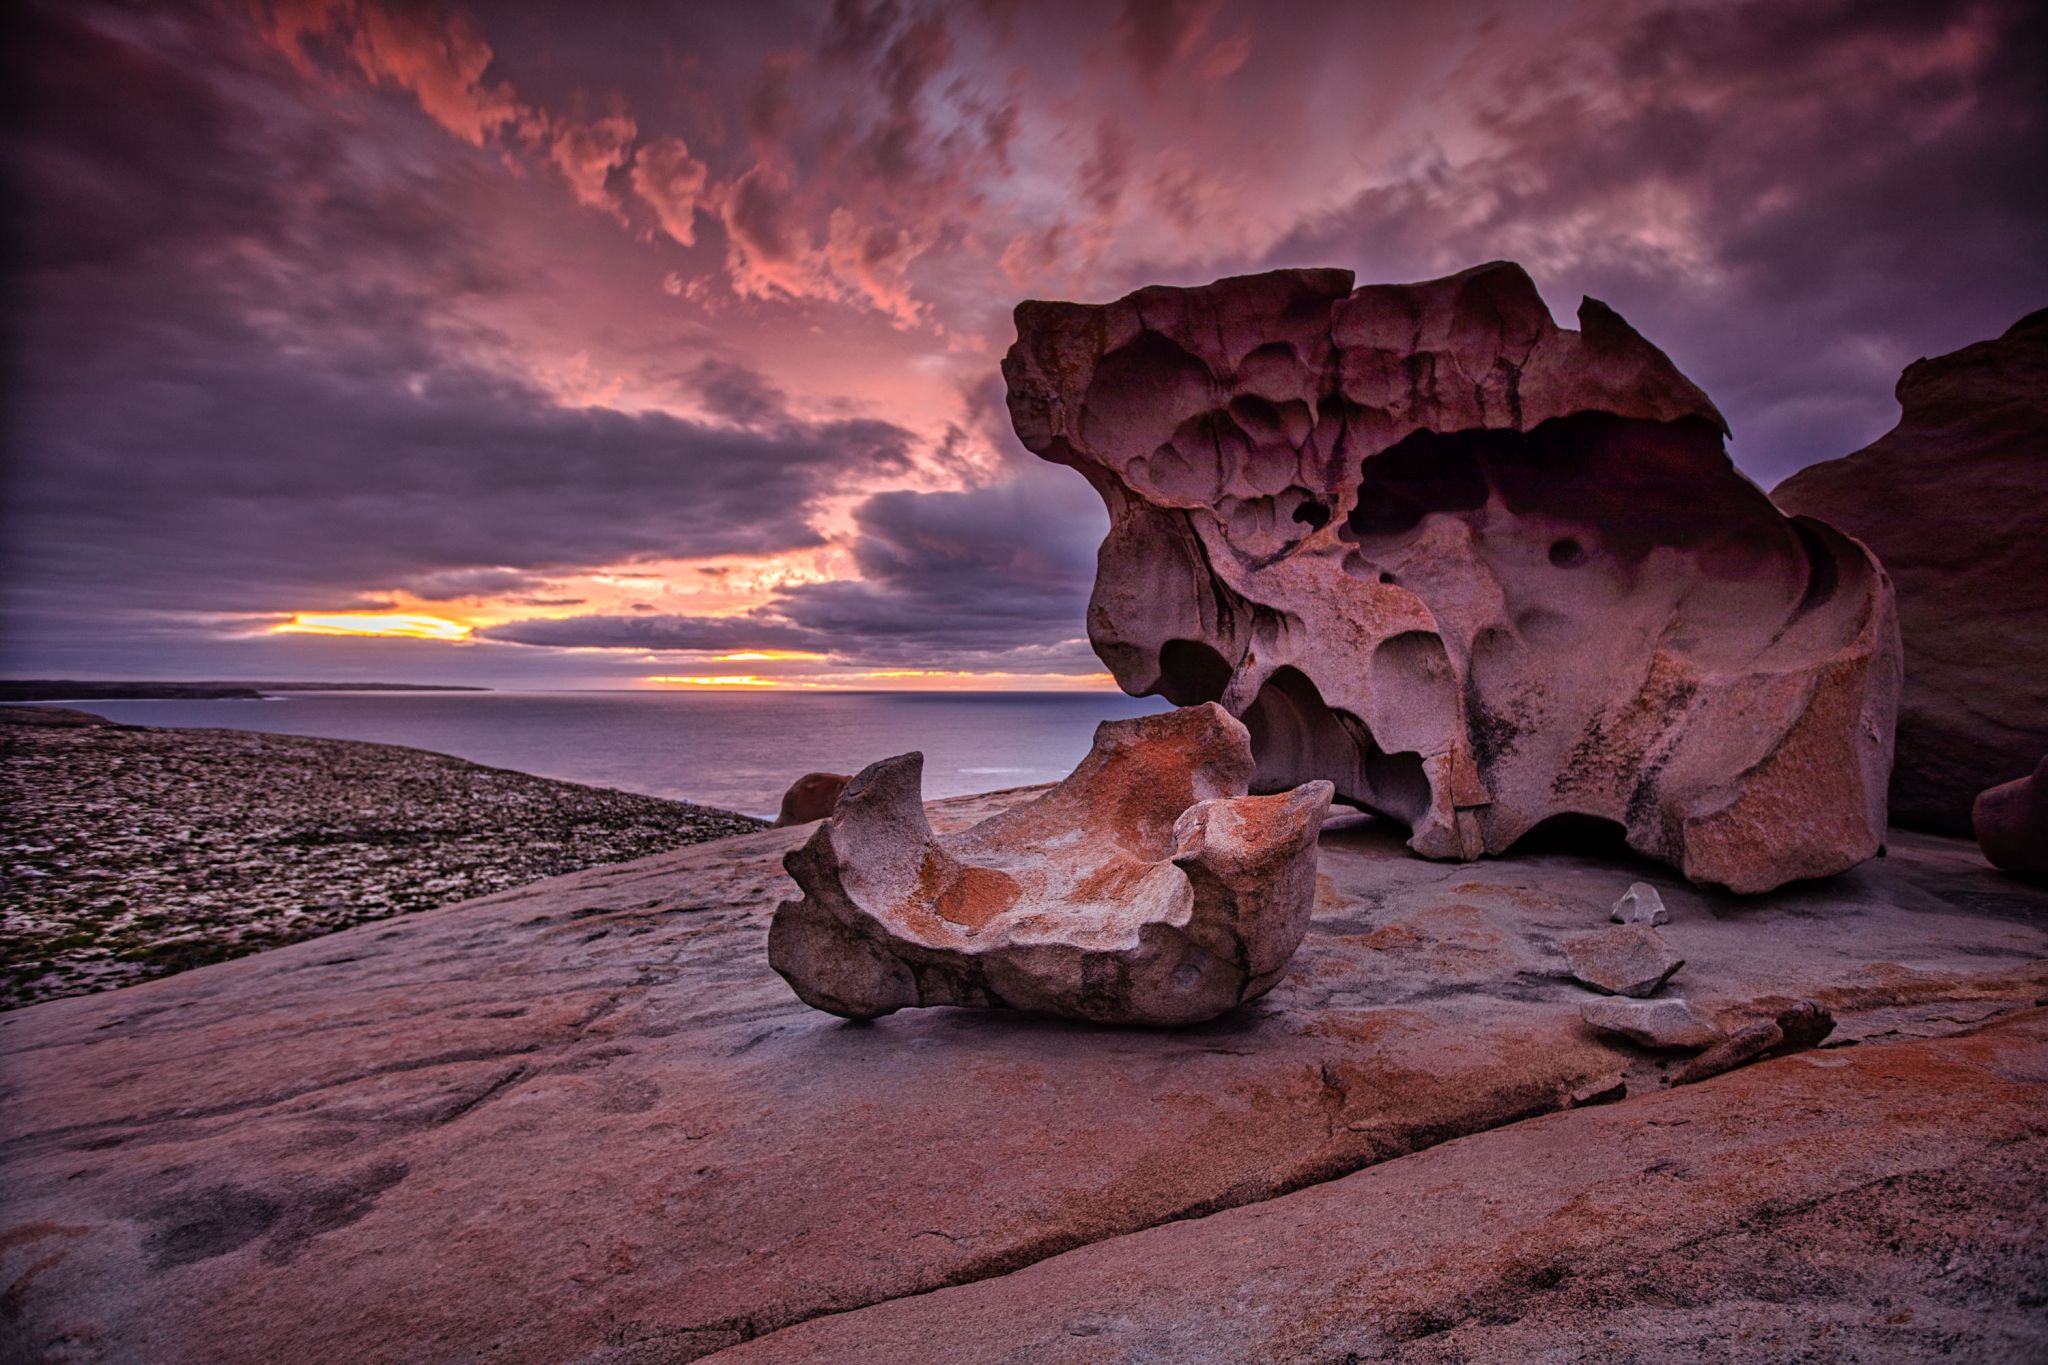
(1563, 924, 1684, 997)
(772, 771, 851, 826)
(6, 786, 2046, 1363)
(1975, 754, 2048, 881)
(768, 703, 1332, 1025)
(1005, 262, 1900, 894)
(1774, 309, 2048, 833)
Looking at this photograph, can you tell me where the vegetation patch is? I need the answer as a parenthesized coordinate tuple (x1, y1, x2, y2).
(0, 715, 764, 1008)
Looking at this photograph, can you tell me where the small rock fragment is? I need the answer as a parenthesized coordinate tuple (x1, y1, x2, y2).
(1569, 1075, 1627, 1107)
(1580, 997, 1723, 1050)
(1672, 1021, 1782, 1085)
(1609, 882, 1669, 925)
(1563, 924, 1684, 998)
(1672, 1001, 1836, 1085)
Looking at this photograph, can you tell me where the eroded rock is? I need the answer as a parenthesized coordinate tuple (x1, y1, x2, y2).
(1776, 309, 2048, 833)
(1005, 262, 1900, 893)
(1580, 996, 1723, 1049)
(768, 703, 1333, 1025)
(1564, 924, 1684, 997)
(1975, 754, 2048, 882)
(1610, 881, 1670, 925)
(772, 771, 851, 827)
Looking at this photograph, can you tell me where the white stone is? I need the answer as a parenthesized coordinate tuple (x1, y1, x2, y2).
(1610, 882, 1670, 925)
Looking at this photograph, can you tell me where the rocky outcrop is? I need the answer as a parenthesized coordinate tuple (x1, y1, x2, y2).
(716, 1012, 2048, 1365)
(768, 704, 1332, 1025)
(1005, 262, 1900, 894)
(1774, 309, 2048, 833)
(771, 771, 850, 826)
(1976, 753, 2048, 881)
(3, 797, 2044, 1364)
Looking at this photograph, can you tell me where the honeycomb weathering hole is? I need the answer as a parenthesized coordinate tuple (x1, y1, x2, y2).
(1155, 638, 1232, 707)
(1293, 500, 1331, 529)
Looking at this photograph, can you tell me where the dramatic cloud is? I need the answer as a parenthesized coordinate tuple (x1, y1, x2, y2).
(479, 465, 1106, 673)
(7, 0, 2045, 685)
(478, 613, 814, 652)
(1258, 0, 2048, 480)
(261, 0, 529, 146)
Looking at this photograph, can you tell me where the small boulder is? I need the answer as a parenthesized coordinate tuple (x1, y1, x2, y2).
(1974, 754, 2048, 881)
(1673, 1001, 1835, 1085)
(1563, 924, 1684, 997)
(772, 772, 852, 827)
(1580, 997, 1723, 1050)
(1609, 882, 1670, 926)
(1774, 999, 1837, 1052)
(769, 705, 1334, 1026)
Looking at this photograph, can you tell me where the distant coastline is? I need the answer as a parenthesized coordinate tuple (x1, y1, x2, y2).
(0, 679, 490, 702)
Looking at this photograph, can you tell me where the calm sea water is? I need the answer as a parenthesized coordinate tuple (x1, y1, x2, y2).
(46, 690, 1172, 819)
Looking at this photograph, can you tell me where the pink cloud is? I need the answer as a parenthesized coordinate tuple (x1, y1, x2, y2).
(632, 136, 712, 247)
(258, 0, 527, 146)
(548, 113, 637, 213)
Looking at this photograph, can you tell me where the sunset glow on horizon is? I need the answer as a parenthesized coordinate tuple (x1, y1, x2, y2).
(272, 613, 474, 642)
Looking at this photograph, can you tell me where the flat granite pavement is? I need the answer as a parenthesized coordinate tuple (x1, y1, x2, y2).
(2, 791, 2045, 1363)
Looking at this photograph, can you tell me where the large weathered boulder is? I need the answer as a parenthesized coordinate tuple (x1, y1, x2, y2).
(768, 703, 1333, 1025)
(1774, 309, 2048, 833)
(1004, 262, 1900, 893)
(1975, 753, 2048, 881)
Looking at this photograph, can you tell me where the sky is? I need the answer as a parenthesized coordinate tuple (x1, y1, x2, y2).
(5, 0, 2044, 691)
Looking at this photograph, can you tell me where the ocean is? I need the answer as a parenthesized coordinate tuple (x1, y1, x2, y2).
(46, 690, 1173, 819)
